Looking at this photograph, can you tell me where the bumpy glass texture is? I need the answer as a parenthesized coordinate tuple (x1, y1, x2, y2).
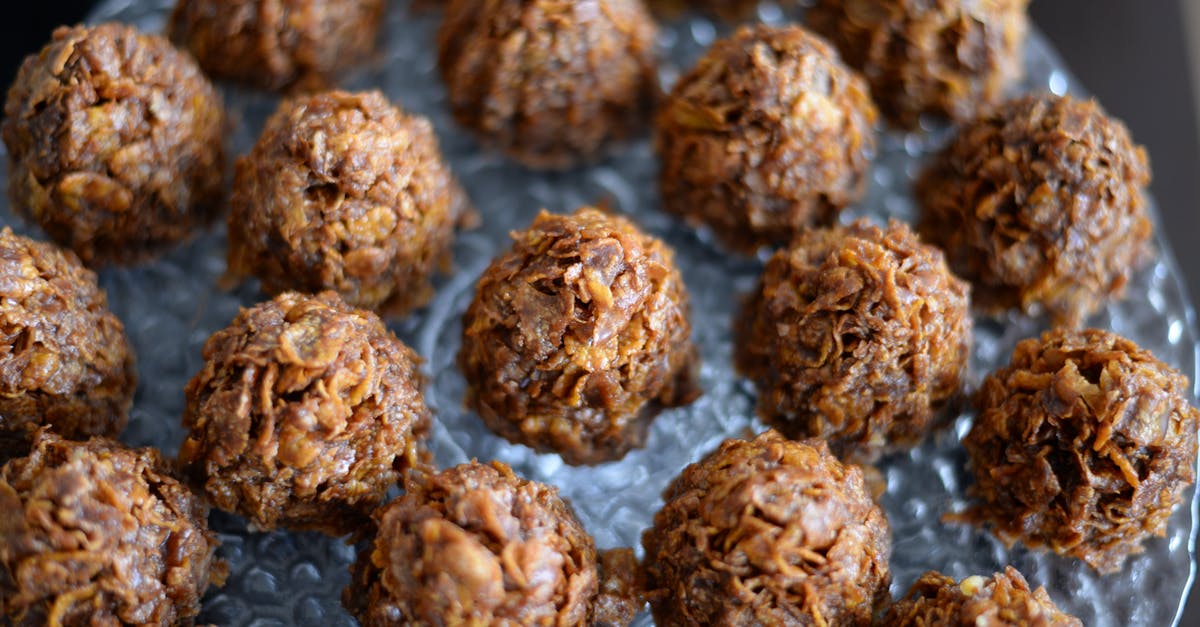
(0, 1, 1191, 625)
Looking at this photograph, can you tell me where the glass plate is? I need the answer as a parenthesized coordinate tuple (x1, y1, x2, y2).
(3, 1, 1195, 625)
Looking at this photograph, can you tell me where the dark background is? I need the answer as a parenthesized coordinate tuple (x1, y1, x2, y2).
(3, 1, 1199, 624)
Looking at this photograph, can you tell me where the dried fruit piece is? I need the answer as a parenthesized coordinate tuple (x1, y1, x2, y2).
(169, 0, 385, 90)
(642, 431, 892, 626)
(736, 219, 971, 463)
(882, 567, 1081, 626)
(345, 461, 635, 626)
(0, 228, 135, 461)
(917, 93, 1152, 325)
(180, 291, 432, 536)
(3, 23, 224, 265)
(437, 0, 658, 168)
(0, 431, 224, 626)
(963, 328, 1199, 574)
(809, 0, 1029, 127)
(459, 207, 699, 465)
(656, 23, 878, 253)
(227, 90, 472, 318)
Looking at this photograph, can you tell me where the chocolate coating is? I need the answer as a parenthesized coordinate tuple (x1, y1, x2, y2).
(437, 0, 658, 169)
(736, 219, 971, 463)
(2, 23, 225, 266)
(345, 461, 636, 626)
(642, 431, 892, 626)
(458, 207, 699, 465)
(964, 328, 1199, 574)
(882, 567, 1081, 627)
(917, 94, 1152, 326)
(227, 90, 470, 318)
(0, 431, 223, 626)
(169, 0, 385, 91)
(0, 228, 135, 461)
(808, 0, 1029, 128)
(656, 24, 878, 253)
(180, 291, 431, 536)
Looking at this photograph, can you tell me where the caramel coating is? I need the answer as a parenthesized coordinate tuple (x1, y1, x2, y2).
(882, 567, 1081, 627)
(169, 0, 385, 91)
(458, 208, 699, 465)
(736, 219, 971, 463)
(2, 23, 225, 266)
(647, 0, 761, 20)
(0, 431, 224, 626)
(180, 291, 431, 536)
(656, 24, 878, 253)
(964, 328, 1199, 574)
(0, 228, 135, 461)
(345, 461, 637, 626)
(642, 431, 892, 626)
(227, 90, 470, 318)
(437, 0, 658, 169)
(808, 0, 1029, 128)
(917, 94, 1152, 326)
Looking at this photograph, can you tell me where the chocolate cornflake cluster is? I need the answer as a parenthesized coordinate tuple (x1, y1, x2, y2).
(0, 431, 224, 626)
(345, 461, 637, 626)
(642, 431, 892, 626)
(169, 0, 385, 90)
(808, 0, 1030, 128)
(964, 328, 1199, 574)
(437, 0, 659, 168)
(180, 291, 432, 536)
(917, 93, 1152, 325)
(459, 207, 699, 465)
(736, 219, 971, 462)
(2, 22, 224, 265)
(656, 23, 878, 253)
(882, 567, 1082, 626)
(227, 90, 471, 318)
(0, 228, 136, 462)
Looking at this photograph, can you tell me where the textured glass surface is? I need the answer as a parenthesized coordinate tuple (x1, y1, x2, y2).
(0, 1, 1193, 625)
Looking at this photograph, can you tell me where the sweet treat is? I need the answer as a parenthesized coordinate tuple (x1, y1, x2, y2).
(917, 93, 1152, 325)
(808, 0, 1030, 127)
(169, 0, 386, 91)
(180, 291, 431, 536)
(882, 567, 1081, 626)
(227, 90, 471, 317)
(2, 23, 224, 266)
(963, 328, 1199, 574)
(735, 219, 971, 463)
(656, 23, 878, 253)
(0, 431, 223, 626)
(642, 431, 892, 626)
(458, 207, 699, 465)
(345, 460, 638, 626)
(647, 0, 760, 20)
(0, 228, 136, 461)
(437, 0, 658, 168)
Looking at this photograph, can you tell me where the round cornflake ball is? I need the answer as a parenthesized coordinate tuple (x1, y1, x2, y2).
(458, 207, 699, 465)
(169, 0, 385, 91)
(808, 0, 1030, 128)
(0, 228, 136, 461)
(345, 461, 639, 626)
(180, 291, 432, 536)
(227, 90, 472, 318)
(964, 328, 1199, 574)
(656, 23, 878, 253)
(882, 567, 1081, 626)
(642, 431, 892, 626)
(2, 23, 224, 266)
(735, 219, 971, 463)
(917, 93, 1152, 326)
(437, 0, 658, 168)
(0, 431, 223, 626)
